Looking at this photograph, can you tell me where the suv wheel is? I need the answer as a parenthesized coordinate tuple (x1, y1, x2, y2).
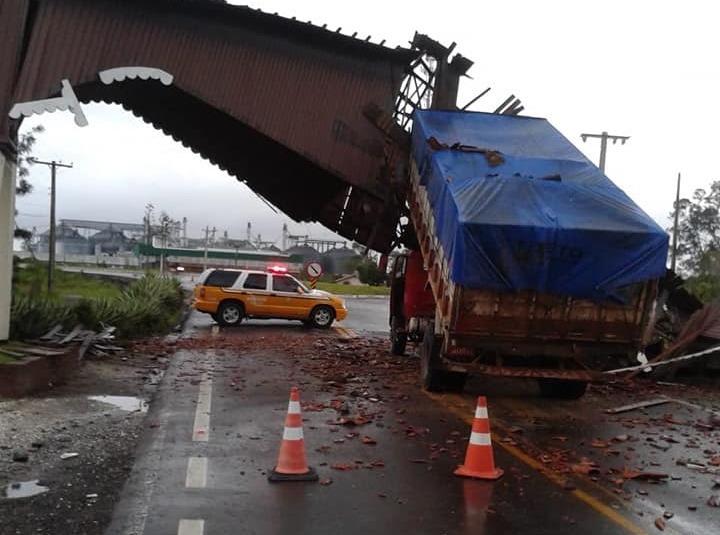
(309, 306, 335, 329)
(217, 302, 244, 326)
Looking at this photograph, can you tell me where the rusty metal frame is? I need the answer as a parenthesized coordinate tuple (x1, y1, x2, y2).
(393, 55, 437, 130)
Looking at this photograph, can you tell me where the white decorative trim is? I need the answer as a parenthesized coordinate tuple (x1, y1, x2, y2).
(9, 79, 88, 127)
(98, 67, 173, 86)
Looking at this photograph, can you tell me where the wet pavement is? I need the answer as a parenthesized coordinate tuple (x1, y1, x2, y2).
(107, 342, 627, 535)
(104, 316, 720, 535)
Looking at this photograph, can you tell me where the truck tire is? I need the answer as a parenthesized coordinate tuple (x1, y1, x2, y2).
(217, 301, 244, 326)
(390, 316, 407, 356)
(420, 328, 446, 391)
(537, 379, 588, 399)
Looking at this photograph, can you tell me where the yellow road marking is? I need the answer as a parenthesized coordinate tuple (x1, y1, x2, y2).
(334, 326, 357, 339)
(425, 391, 648, 535)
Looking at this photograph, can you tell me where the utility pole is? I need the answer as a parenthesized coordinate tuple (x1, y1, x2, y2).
(202, 226, 215, 271)
(203, 226, 210, 271)
(580, 131, 630, 172)
(671, 172, 682, 272)
(30, 159, 73, 292)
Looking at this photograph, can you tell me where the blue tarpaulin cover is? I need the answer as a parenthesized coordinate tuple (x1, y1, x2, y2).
(410, 110, 668, 302)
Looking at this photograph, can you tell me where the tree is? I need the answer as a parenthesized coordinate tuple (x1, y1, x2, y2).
(356, 258, 386, 286)
(669, 180, 720, 301)
(16, 125, 45, 196)
(669, 180, 720, 275)
(14, 125, 45, 240)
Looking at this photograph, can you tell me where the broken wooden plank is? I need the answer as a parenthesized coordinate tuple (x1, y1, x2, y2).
(78, 334, 95, 360)
(605, 398, 671, 414)
(15, 346, 67, 357)
(40, 324, 64, 340)
(59, 325, 84, 344)
(0, 347, 26, 358)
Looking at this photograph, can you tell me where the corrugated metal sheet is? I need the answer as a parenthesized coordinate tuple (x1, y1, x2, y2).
(0, 0, 30, 152)
(1, 0, 416, 250)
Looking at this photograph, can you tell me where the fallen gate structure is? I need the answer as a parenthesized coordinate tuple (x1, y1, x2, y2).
(0, 0, 478, 340)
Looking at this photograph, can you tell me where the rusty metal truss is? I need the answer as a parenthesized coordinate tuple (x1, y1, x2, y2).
(393, 54, 437, 130)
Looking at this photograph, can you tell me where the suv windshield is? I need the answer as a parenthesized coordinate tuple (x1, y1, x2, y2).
(204, 270, 240, 287)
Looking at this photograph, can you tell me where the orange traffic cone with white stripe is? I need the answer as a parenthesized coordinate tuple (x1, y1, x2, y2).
(268, 387, 318, 482)
(454, 396, 504, 480)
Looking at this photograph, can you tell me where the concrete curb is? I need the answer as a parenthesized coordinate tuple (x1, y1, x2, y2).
(338, 295, 389, 299)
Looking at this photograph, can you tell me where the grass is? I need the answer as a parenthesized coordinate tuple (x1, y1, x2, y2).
(13, 264, 123, 301)
(315, 282, 389, 296)
(0, 353, 17, 364)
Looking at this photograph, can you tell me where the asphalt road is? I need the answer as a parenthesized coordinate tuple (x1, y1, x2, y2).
(104, 319, 720, 535)
(106, 335, 620, 535)
(184, 297, 390, 336)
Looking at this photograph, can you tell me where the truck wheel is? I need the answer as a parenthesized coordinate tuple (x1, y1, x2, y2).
(390, 317, 408, 356)
(445, 371, 468, 392)
(217, 302, 244, 326)
(537, 379, 588, 399)
(309, 306, 335, 329)
(420, 328, 445, 391)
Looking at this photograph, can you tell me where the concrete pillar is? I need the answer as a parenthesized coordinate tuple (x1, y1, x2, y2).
(0, 151, 17, 341)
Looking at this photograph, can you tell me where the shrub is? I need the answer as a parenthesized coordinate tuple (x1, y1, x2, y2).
(10, 295, 76, 340)
(10, 274, 185, 341)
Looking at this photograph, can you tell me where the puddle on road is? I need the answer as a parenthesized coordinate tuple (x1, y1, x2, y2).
(87, 395, 148, 412)
(4, 480, 49, 499)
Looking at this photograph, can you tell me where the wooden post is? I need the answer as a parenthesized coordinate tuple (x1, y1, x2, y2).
(0, 152, 16, 340)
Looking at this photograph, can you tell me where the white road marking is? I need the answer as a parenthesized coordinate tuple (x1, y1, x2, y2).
(192, 372, 212, 442)
(185, 457, 208, 488)
(334, 326, 358, 339)
(178, 519, 204, 535)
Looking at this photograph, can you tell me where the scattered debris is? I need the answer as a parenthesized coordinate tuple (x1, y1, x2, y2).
(60, 452, 79, 460)
(605, 399, 671, 414)
(11, 450, 29, 463)
(622, 469, 669, 481)
(40, 323, 123, 359)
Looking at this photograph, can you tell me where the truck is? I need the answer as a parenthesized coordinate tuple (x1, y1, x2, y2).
(389, 110, 668, 398)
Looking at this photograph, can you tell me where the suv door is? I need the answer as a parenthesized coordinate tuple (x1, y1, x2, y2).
(269, 274, 309, 319)
(198, 270, 241, 310)
(241, 273, 271, 316)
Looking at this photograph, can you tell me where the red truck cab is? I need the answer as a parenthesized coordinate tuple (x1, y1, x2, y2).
(389, 250, 435, 354)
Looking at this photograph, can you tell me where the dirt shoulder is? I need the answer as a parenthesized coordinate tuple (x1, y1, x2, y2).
(0, 345, 170, 535)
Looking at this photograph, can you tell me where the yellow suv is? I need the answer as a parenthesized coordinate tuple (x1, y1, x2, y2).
(192, 267, 347, 328)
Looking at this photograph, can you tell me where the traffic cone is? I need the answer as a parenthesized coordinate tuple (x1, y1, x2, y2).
(268, 387, 318, 482)
(454, 396, 504, 480)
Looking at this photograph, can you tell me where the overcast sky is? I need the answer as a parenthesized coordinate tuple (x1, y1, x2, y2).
(15, 0, 720, 247)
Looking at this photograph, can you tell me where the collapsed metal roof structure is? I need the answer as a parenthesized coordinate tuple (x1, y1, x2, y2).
(0, 0, 476, 252)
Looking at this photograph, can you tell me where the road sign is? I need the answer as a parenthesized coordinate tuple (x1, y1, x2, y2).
(305, 261, 323, 279)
